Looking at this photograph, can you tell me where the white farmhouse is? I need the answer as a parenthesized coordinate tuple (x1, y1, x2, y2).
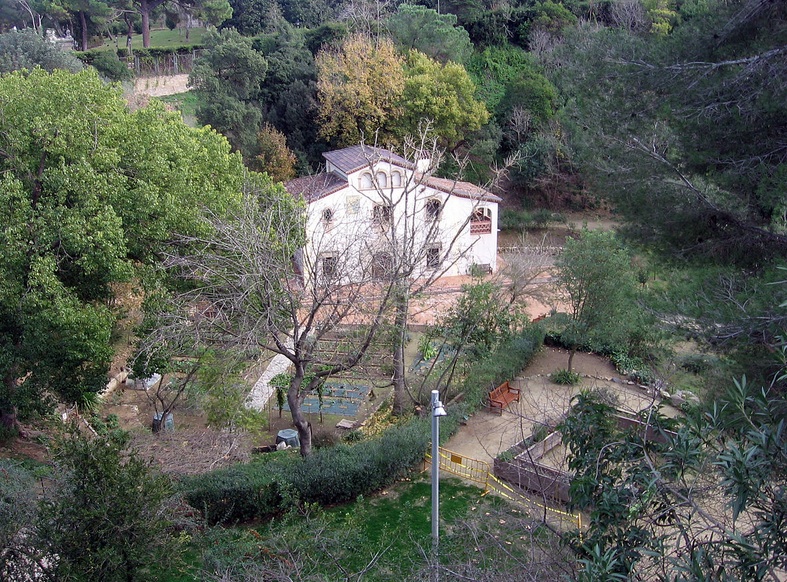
(285, 144, 500, 284)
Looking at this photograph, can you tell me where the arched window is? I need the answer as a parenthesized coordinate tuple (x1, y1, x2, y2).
(470, 207, 493, 235)
(425, 198, 441, 221)
(375, 171, 388, 188)
(391, 171, 402, 187)
(360, 173, 373, 189)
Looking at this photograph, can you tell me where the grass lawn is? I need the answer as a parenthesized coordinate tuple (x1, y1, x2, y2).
(169, 475, 568, 581)
(101, 27, 207, 50)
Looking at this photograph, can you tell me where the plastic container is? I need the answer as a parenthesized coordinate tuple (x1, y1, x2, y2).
(276, 428, 300, 448)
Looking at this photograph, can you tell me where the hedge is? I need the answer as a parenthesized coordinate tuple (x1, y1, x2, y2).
(180, 417, 433, 524)
(290, 418, 431, 505)
(180, 455, 294, 525)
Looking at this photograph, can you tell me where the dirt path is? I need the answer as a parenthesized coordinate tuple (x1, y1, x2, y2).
(132, 74, 190, 97)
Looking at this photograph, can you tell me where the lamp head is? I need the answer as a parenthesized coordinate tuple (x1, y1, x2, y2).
(433, 400, 447, 417)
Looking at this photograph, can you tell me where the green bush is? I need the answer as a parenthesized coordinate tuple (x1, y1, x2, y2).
(500, 208, 566, 231)
(552, 369, 582, 385)
(611, 352, 654, 385)
(77, 49, 132, 81)
(679, 353, 720, 375)
(291, 418, 430, 505)
(181, 418, 435, 523)
(181, 455, 294, 525)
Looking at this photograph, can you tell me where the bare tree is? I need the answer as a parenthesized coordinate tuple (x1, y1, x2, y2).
(505, 106, 533, 148)
(609, 0, 650, 33)
(338, 0, 396, 40)
(158, 176, 397, 456)
(496, 233, 556, 309)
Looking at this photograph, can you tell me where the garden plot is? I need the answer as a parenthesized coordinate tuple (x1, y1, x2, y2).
(283, 381, 373, 417)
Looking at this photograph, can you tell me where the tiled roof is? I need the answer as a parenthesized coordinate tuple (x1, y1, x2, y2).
(286, 146, 502, 204)
(323, 145, 414, 174)
(425, 175, 502, 203)
(285, 173, 346, 202)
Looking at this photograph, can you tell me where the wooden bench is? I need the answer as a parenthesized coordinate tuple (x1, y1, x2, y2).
(488, 381, 520, 414)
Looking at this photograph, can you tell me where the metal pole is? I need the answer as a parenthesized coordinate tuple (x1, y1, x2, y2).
(431, 389, 440, 543)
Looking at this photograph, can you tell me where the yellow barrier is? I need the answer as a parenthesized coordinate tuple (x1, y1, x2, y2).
(426, 446, 583, 538)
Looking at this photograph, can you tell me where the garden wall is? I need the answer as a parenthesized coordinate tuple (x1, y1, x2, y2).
(494, 411, 676, 504)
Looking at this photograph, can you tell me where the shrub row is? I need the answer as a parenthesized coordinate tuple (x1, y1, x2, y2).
(180, 417, 432, 525)
(290, 418, 431, 505)
(180, 455, 294, 525)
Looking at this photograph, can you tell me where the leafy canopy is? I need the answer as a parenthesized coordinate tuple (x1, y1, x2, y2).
(387, 3, 472, 64)
(0, 68, 244, 419)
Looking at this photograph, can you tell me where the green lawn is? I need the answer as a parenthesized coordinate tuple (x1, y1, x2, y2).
(102, 27, 207, 50)
(159, 91, 200, 127)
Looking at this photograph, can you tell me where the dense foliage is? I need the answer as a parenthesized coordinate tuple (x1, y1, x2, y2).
(2, 429, 182, 581)
(0, 68, 244, 428)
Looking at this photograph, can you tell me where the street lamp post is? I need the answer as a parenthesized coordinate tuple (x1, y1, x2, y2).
(431, 389, 447, 544)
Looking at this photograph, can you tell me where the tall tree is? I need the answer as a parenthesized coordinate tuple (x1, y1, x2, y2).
(387, 3, 472, 64)
(554, 229, 641, 371)
(0, 68, 244, 432)
(157, 174, 398, 455)
(343, 136, 504, 414)
(132, 0, 231, 48)
(549, 4, 787, 265)
(254, 122, 297, 181)
(316, 33, 405, 146)
(394, 49, 489, 150)
(63, 0, 112, 50)
(190, 27, 268, 158)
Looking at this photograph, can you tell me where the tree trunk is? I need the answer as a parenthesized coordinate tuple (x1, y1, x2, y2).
(140, 0, 151, 48)
(288, 373, 312, 457)
(125, 15, 134, 56)
(1, 373, 22, 437)
(79, 10, 88, 51)
(0, 409, 20, 436)
(392, 294, 410, 416)
(567, 348, 576, 373)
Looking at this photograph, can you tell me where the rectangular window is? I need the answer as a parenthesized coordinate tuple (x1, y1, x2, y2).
(346, 196, 360, 215)
(426, 246, 441, 269)
(373, 204, 392, 228)
(322, 255, 337, 280)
